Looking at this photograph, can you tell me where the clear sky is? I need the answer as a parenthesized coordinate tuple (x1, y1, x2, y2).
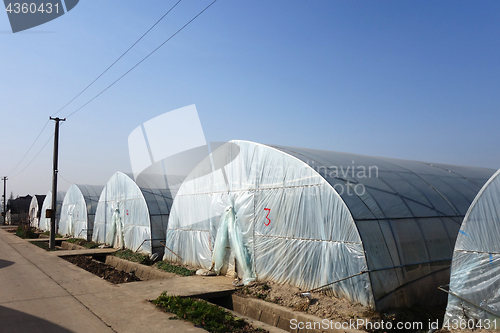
(1, 0, 499, 197)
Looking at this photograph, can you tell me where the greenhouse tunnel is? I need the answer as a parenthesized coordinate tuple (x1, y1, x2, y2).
(29, 195, 46, 229)
(38, 191, 66, 232)
(164, 140, 495, 310)
(444, 168, 500, 323)
(92, 172, 172, 256)
(58, 185, 104, 241)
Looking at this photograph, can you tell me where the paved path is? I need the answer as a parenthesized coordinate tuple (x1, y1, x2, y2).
(0, 229, 235, 333)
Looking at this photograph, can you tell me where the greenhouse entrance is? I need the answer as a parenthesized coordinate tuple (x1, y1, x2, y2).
(210, 206, 256, 286)
(109, 206, 125, 250)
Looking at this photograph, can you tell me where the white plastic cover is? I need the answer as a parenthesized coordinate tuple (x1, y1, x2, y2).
(58, 185, 103, 240)
(28, 195, 45, 228)
(165, 141, 372, 306)
(268, 145, 494, 310)
(165, 140, 494, 310)
(38, 191, 66, 232)
(92, 172, 171, 255)
(444, 169, 500, 324)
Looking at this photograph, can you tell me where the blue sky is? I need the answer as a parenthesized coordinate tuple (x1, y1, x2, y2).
(1, 0, 499, 196)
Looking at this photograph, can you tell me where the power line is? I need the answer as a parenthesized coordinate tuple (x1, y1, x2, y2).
(9, 133, 54, 179)
(64, 0, 219, 119)
(6, 0, 218, 181)
(52, 0, 183, 117)
(58, 171, 72, 185)
(6, 0, 184, 179)
(6, 120, 50, 177)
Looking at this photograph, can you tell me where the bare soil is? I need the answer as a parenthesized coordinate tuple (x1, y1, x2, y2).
(239, 281, 448, 332)
(64, 255, 141, 284)
(31, 241, 59, 251)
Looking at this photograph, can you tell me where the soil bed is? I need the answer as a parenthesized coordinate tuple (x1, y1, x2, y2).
(64, 255, 141, 284)
(113, 249, 197, 276)
(31, 241, 59, 251)
(239, 281, 448, 333)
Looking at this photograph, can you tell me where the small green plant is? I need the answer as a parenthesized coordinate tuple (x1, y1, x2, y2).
(42, 231, 63, 238)
(114, 249, 154, 265)
(16, 225, 38, 239)
(82, 240, 99, 249)
(261, 283, 270, 291)
(153, 293, 248, 333)
(155, 261, 196, 276)
(66, 238, 99, 249)
(255, 293, 267, 300)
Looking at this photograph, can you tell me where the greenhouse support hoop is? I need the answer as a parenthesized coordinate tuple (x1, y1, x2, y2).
(305, 258, 452, 294)
(134, 238, 165, 253)
(160, 241, 182, 261)
(438, 285, 499, 318)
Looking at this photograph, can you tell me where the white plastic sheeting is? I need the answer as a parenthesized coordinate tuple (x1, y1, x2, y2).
(38, 191, 66, 232)
(444, 169, 500, 324)
(58, 185, 103, 241)
(92, 172, 172, 255)
(29, 195, 45, 228)
(164, 140, 495, 310)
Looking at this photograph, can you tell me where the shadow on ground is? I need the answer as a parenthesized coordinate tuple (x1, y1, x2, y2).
(0, 259, 14, 269)
(0, 305, 75, 333)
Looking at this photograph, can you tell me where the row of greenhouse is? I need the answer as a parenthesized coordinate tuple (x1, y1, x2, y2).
(27, 140, 500, 324)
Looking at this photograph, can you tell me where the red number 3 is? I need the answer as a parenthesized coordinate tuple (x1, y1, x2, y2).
(264, 208, 271, 226)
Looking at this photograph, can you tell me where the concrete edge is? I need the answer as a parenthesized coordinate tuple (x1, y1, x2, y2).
(28, 238, 71, 242)
(225, 307, 289, 333)
(60, 241, 87, 250)
(232, 294, 365, 333)
(104, 255, 178, 281)
(56, 243, 178, 281)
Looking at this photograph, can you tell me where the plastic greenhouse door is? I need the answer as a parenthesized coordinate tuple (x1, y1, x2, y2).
(212, 206, 256, 285)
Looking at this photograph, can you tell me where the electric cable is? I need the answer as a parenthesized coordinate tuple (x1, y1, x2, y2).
(6, 0, 218, 180)
(6, 120, 50, 177)
(64, 0, 218, 119)
(52, 0, 183, 117)
(10, 134, 54, 179)
(6, 0, 185, 178)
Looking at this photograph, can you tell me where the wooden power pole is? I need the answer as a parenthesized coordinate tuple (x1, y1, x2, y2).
(2, 177, 6, 225)
(49, 117, 65, 249)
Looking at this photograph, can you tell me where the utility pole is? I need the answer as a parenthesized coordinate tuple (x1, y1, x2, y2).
(49, 117, 65, 249)
(2, 177, 6, 225)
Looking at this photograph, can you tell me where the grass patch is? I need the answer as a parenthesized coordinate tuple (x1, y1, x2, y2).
(155, 261, 196, 276)
(114, 250, 196, 276)
(114, 249, 154, 265)
(15, 225, 38, 239)
(42, 231, 63, 238)
(153, 293, 253, 333)
(66, 238, 99, 249)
